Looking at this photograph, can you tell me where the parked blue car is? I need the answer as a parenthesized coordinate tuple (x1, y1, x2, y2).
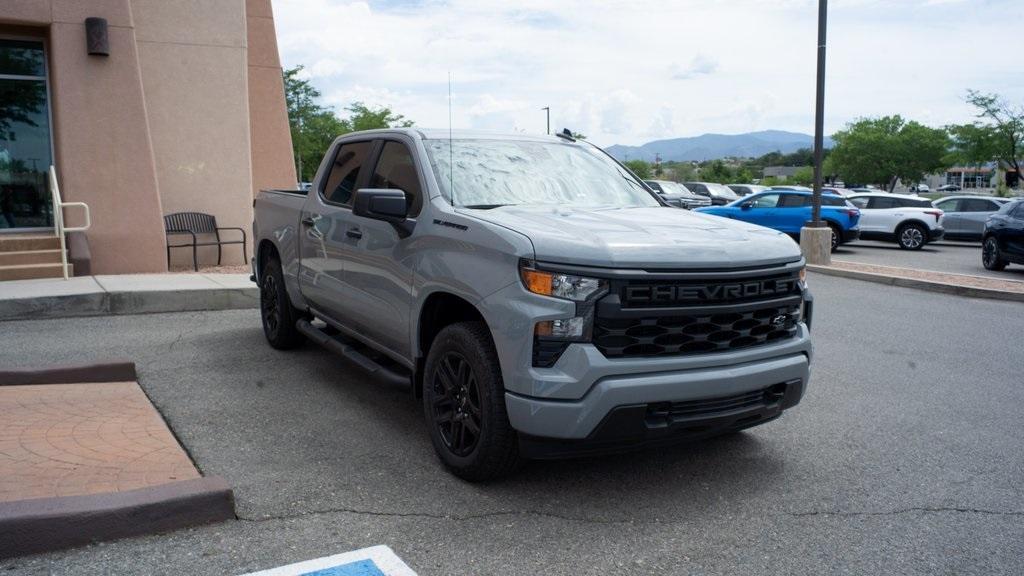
(695, 190, 861, 251)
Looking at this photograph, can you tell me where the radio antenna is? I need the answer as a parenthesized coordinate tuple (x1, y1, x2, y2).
(448, 71, 455, 207)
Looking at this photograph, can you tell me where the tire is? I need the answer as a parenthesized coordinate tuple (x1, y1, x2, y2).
(422, 321, 520, 481)
(259, 254, 305, 349)
(828, 223, 841, 252)
(897, 223, 927, 250)
(982, 236, 1007, 271)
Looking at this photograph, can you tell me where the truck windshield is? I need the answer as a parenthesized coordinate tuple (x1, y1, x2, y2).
(424, 139, 660, 209)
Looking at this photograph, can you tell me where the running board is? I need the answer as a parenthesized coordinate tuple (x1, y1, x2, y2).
(295, 319, 410, 387)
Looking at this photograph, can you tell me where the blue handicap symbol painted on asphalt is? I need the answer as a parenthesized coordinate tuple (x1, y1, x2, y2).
(301, 559, 386, 576)
(239, 545, 417, 576)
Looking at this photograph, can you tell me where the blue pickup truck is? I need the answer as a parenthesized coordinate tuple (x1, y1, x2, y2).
(696, 189, 860, 251)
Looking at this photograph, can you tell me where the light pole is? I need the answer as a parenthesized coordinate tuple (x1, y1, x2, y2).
(800, 0, 832, 264)
(811, 0, 827, 227)
(541, 107, 550, 135)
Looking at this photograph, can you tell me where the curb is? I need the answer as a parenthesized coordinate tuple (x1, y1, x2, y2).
(0, 477, 235, 559)
(807, 265, 1024, 303)
(0, 360, 137, 386)
(0, 286, 258, 321)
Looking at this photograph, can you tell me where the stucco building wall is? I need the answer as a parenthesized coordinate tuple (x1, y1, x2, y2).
(0, 0, 294, 273)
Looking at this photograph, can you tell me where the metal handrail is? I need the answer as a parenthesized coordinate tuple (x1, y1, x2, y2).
(48, 166, 91, 280)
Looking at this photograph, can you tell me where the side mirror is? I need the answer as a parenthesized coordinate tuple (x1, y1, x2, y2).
(740, 201, 753, 210)
(353, 188, 407, 223)
(353, 188, 416, 238)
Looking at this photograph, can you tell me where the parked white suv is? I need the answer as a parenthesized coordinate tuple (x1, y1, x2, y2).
(846, 193, 945, 250)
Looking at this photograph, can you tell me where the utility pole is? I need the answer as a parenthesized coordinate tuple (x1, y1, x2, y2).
(541, 107, 550, 135)
(811, 0, 827, 227)
(800, 0, 832, 264)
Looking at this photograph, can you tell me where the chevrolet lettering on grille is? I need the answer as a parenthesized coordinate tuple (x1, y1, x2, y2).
(625, 278, 799, 305)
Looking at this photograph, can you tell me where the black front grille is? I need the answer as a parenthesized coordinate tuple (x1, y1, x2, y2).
(594, 300, 799, 357)
(593, 266, 803, 359)
(646, 383, 787, 422)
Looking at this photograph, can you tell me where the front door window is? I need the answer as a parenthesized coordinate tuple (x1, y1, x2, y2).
(0, 38, 52, 229)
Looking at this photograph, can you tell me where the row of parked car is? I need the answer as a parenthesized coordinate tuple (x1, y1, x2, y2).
(642, 180, 1024, 271)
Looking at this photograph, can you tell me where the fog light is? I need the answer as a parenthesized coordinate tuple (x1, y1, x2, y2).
(536, 317, 586, 338)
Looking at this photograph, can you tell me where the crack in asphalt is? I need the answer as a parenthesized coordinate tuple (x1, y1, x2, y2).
(235, 505, 1024, 526)
(784, 506, 1024, 518)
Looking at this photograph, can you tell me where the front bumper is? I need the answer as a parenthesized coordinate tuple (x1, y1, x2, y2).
(841, 227, 861, 243)
(505, 324, 811, 443)
(928, 226, 945, 241)
(518, 377, 804, 459)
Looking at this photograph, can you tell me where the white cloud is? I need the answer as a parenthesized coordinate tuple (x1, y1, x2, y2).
(272, 0, 1024, 147)
(671, 54, 719, 80)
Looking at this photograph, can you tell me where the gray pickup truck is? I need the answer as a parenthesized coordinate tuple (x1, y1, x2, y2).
(252, 128, 813, 480)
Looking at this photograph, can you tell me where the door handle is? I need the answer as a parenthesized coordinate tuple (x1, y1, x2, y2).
(301, 216, 316, 227)
(346, 228, 363, 239)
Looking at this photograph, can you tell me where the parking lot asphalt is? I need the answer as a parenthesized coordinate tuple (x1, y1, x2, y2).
(833, 239, 1024, 280)
(1, 274, 1022, 575)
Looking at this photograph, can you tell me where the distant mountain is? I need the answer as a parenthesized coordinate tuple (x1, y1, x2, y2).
(606, 130, 834, 162)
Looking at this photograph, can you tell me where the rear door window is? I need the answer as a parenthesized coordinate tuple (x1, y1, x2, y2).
(962, 198, 998, 212)
(934, 198, 960, 212)
(321, 140, 374, 205)
(368, 140, 424, 215)
(777, 194, 806, 207)
(869, 197, 898, 209)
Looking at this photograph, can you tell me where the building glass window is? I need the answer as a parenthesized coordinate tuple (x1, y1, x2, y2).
(1, 38, 52, 229)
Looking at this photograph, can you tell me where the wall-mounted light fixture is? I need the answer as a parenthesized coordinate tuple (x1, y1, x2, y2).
(85, 17, 109, 56)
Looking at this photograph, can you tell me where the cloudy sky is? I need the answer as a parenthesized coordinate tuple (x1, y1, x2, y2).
(272, 0, 1023, 147)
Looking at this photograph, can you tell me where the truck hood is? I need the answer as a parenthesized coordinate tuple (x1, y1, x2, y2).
(459, 205, 802, 269)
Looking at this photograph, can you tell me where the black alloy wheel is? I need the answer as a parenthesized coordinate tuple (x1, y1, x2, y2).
(982, 236, 1007, 271)
(260, 256, 304, 349)
(421, 321, 520, 481)
(431, 351, 482, 457)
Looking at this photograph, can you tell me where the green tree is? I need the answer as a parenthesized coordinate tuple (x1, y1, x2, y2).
(700, 160, 733, 183)
(623, 159, 652, 179)
(344, 102, 414, 132)
(949, 90, 1024, 186)
(829, 115, 949, 191)
(284, 66, 342, 182)
(283, 67, 414, 182)
(790, 166, 815, 186)
(733, 168, 755, 183)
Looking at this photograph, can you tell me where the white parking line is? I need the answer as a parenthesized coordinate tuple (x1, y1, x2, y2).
(240, 545, 417, 576)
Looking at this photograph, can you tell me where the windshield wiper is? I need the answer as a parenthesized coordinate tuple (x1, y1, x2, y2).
(461, 204, 513, 210)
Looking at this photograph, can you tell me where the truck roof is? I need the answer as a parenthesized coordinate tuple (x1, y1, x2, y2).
(337, 127, 576, 143)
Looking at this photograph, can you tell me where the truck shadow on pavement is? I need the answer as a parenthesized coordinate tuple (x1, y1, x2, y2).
(207, 335, 792, 523)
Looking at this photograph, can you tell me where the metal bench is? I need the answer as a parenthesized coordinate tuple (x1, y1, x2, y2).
(164, 212, 246, 271)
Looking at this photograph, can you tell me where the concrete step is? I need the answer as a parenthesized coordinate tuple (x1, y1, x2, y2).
(0, 249, 64, 266)
(0, 262, 71, 281)
(0, 234, 61, 252)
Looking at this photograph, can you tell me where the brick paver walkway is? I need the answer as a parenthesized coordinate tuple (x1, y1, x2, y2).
(0, 382, 200, 502)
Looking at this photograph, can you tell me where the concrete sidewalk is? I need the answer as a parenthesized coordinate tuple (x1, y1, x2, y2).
(809, 261, 1024, 303)
(0, 274, 257, 321)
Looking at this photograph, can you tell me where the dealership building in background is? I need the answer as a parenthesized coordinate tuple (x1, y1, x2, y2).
(0, 0, 296, 276)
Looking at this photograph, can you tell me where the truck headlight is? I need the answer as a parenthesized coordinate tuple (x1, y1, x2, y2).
(521, 262, 608, 367)
(520, 264, 606, 302)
